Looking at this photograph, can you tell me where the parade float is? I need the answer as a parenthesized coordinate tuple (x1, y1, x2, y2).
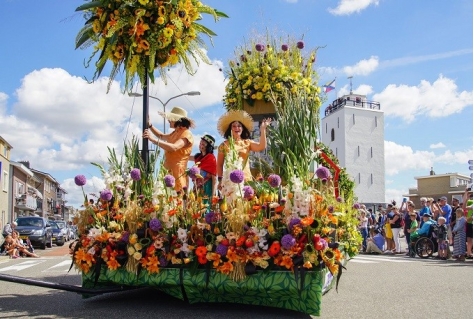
(67, 1, 362, 317)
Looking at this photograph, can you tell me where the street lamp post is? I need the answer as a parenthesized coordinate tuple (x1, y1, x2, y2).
(129, 91, 200, 133)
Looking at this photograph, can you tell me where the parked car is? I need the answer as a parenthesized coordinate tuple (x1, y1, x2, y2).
(15, 216, 52, 250)
(54, 221, 70, 242)
(49, 221, 65, 246)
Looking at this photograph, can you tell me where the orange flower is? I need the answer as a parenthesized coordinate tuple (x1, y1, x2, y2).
(107, 258, 120, 271)
(207, 252, 221, 268)
(274, 205, 284, 213)
(168, 209, 177, 217)
(140, 257, 148, 269)
(192, 212, 201, 219)
(134, 18, 150, 37)
(226, 249, 238, 263)
(211, 196, 220, 205)
(300, 217, 314, 227)
(195, 246, 207, 257)
(267, 242, 281, 257)
(197, 255, 207, 265)
(217, 261, 233, 275)
(279, 255, 294, 270)
(252, 204, 262, 211)
(146, 255, 160, 274)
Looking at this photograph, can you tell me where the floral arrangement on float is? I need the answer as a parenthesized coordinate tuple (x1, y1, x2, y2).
(71, 129, 361, 286)
(223, 33, 322, 111)
(75, 0, 227, 91)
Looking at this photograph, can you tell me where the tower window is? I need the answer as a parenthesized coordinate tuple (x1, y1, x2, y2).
(331, 128, 335, 142)
(358, 173, 360, 184)
(353, 114, 355, 124)
(325, 123, 327, 133)
(357, 146, 360, 157)
(371, 147, 373, 158)
(337, 117, 339, 128)
(371, 173, 373, 184)
(375, 116, 377, 127)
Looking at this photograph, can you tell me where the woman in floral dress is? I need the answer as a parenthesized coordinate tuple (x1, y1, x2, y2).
(216, 110, 271, 188)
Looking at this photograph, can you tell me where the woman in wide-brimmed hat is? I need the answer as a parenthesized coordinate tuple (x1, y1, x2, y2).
(216, 110, 271, 188)
(189, 134, 217, 200)
(144, 106, 195, 191)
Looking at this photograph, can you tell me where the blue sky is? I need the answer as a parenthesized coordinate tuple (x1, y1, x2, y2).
(0, 0, 472, 208)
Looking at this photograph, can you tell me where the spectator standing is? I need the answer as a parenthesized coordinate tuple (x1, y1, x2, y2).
(450, 197, 460, 245)
(462, 187, 473, 259)
(403, 202, 420, 253)
(384, 203, 395, 253)
(452, 208, 467, 261)
(407, 212, 418, 257)
(389, 206, 403, 254)
(358, 210, 368, 252)
(438, 196, 452, 250)
(436, 216, 448, 260)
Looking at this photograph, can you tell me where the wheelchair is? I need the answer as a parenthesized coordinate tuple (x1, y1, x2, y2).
(409, 224, 439, 258)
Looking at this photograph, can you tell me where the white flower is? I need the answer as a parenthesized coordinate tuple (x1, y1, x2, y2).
(177, 228, 187, 241)
(180, 243, 190, 256)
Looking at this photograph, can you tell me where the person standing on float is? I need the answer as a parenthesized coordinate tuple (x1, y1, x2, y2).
(144, 107, 195, 192)
(215, 110, 271, 189)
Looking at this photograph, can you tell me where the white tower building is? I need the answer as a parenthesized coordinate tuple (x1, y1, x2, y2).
(321, 93, 385, 205)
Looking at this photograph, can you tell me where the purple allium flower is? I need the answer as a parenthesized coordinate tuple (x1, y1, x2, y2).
(138, 194, 144, 200)
(159, 256, 167, 267)
(319, 237, 328, 249)
(255, 43, 265, 52)
(316, 166, 331, 179)
(149, 218, 162, 232)
(130, 168, 141, 181)
(353, 203, 361, 209)
(243, 185, 254, 199)
(336, 197, 344, 203)
(328, 205, 334, 213)
(164, 175, 175, 188)
(267, 174, 281, 188)
(216, 243, 228, 257)
(288, 218, 301, 231)
(100, 189, 113, 201)
(296, 41, 305, 49)
(188, 166, 200, 179)
(229, 169, 244, 183)
(205, 211, 215, 224)
(74, 175, 87, 186)
(121, 231, 130, 243)
(281, 44, 289, 51)
(281, 234, 296, 250)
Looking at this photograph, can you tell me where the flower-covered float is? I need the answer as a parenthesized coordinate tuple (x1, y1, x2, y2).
(71, 33, 362, 317)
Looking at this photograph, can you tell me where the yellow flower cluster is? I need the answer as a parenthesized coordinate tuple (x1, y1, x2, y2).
(223, 36, 322, 110)
(75, 0, 227, 91)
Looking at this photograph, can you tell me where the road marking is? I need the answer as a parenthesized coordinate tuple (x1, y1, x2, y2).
(0, 260, 46, 272)
(350, 255, 415, 263)
(43, 260, 72, 272)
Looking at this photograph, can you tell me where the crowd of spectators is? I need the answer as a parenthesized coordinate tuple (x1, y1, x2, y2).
(357, 186, 473, 261)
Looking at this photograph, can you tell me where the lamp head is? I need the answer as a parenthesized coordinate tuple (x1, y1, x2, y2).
(186, 91, 200, 96)
(128, 93, 143, 97)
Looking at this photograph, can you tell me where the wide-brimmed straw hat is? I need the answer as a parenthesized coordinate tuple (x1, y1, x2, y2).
(217, 110, 254, 137)
(158, 107, 195, 128)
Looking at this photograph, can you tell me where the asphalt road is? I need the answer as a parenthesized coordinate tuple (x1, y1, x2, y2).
(0, 242, 472, 319)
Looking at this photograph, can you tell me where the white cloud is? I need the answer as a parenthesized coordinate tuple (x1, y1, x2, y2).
(385, 140, 473, 176)
(429, 142, 446, 149)
(373, 75, 473, 123)
(343, 56, 379, 76)
(338, 84, 374, 97)
(329, 0, 379, 15)
(2, 59, 226, 173)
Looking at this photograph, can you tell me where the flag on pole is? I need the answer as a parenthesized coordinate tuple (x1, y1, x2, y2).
(323, 79, 336, 93)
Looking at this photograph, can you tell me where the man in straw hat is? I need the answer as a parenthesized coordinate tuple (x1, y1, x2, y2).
(216, 110, 272, 189)
(144, 106, 195, 191)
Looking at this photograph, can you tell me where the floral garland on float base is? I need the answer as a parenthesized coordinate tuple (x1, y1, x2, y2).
(75, 0, 227, 91)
